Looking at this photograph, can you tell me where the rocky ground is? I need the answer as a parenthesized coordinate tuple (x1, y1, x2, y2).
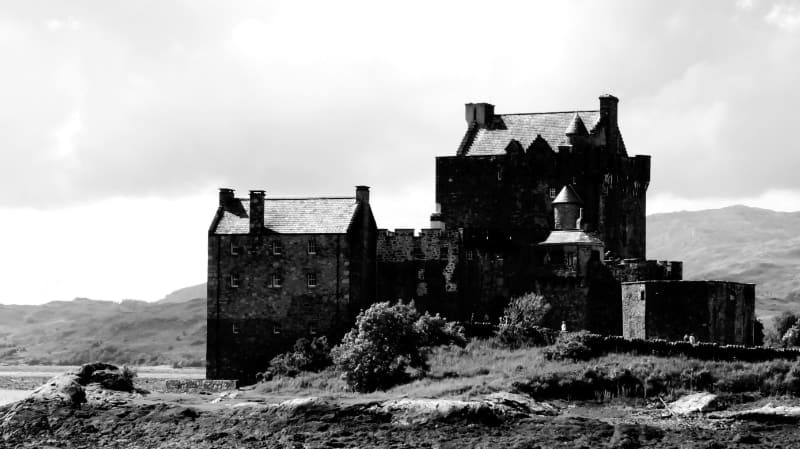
(2, 367, 800, 448)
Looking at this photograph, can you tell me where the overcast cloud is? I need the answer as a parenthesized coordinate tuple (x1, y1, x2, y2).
(1, 0, 799, 304)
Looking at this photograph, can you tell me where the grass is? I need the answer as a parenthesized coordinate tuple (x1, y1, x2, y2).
(255, 338, 800, 402)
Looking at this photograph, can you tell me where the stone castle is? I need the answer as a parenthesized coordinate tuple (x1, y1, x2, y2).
(206, 95, 756, 383)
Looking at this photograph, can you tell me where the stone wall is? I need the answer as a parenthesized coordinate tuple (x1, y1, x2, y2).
(164, 379, 237, 393)
(621, 281, 756, 346)
(610, 259, 683, 283)
(435, 145, 650, 259)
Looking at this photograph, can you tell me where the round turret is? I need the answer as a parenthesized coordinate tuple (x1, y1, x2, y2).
(552, 185, 583, 230)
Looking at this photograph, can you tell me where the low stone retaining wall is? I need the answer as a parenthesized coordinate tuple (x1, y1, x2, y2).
(163, 379, 237, 393)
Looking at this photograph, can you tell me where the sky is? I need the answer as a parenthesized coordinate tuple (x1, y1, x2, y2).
(1, 0, 799, 305)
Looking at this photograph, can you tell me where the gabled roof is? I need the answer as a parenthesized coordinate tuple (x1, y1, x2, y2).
(214, 197, 360, 234)
(461, 110, 600, 156)
(552, 185, 583, 205)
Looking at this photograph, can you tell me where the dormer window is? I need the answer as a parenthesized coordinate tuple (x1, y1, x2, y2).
(307, 238, 318, 255)
(271, 240, 283, 255)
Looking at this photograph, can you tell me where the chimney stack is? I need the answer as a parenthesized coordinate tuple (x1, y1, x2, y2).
(599, 94, 619, 152)
(249, 190, 265, 233)
(465, 103, 495, 127)
(356, 185, 370, 204)
(219, 188, 235, 207)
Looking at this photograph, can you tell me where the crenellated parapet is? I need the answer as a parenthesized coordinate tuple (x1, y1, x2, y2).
(609, 259, 683, 283)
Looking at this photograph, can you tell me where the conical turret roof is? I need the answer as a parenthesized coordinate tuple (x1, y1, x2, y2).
(551, 185, 583, 205)
(564, 112, 589, 136)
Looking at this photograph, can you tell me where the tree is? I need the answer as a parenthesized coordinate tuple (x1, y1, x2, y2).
(773, 311, 799, 340)
(497, 292, 556, 348)
(331, 301, 465, 392)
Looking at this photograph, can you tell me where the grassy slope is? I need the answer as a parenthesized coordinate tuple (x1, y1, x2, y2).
(647, 205, 800, 323)
(0, 298, 206, 366)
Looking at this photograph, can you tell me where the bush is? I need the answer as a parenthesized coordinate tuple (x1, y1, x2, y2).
(497, 292, 555, 348)
(267, 336, 332, 378)
(331, 301, 465, 392)
(543, 331, 598, 361)
(774, 311, 799, 341)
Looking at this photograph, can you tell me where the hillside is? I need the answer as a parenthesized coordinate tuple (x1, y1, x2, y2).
(156, 283, 206, 304)
(0, 298, 205, 366)
(647, 205, 800, 323)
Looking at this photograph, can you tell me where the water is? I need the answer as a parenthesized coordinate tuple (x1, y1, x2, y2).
(0, 389, 30, 406)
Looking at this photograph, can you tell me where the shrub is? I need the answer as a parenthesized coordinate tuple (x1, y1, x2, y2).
(782, 322, 800, 347)
(543, 331, 597, 361)
(331, 301, 465, 392)
(267, 336, 332, 378)
(415, 312, 467, 348)
(497, 292, 555, 348)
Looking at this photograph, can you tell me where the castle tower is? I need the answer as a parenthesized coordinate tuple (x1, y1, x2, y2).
(552, 185, 583, 230)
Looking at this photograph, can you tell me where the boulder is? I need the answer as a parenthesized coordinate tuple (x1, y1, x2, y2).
(29, 374, 85, 406)
(668, 392, 719, 415)
(709, 403, 800, 421)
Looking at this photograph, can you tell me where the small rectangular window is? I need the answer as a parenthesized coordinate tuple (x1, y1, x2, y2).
(232, 323, 239, 335)
(306, 272, 317, 288)
(228, 273, 240, 288)
(309, 320, 319, 335)
(416, 268, 425, 281)
(307, 238, 318, 255)
(270, 273, 282, 288)
(467, 249, 474, 261)
(272, 324, 281, 335)
(230, 242, 240, 256)
(440, 245, 449, 260)
(549, 187, 557, 199)
(497, 169, 503, 181)
(271, 240, 283, 255)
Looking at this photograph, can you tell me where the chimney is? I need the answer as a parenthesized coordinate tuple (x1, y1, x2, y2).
(356, 185, 370, 204)
(249, 190, 265, 233)
(464, 102, 495, 127)
(599, 94, 619, 151)
(219, 188, 235, 207)
(429, 212, 445, 230)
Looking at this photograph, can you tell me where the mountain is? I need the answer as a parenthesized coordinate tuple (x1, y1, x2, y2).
(0, 297, 206, 366)
(157, 283, 206, 304)
(647, 205, 800, 323)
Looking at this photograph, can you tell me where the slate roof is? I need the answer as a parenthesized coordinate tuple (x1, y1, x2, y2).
(552, 185, 583, 205)
(462, 110, 600, 156)
(539, 230, 604, 246)
(214, 197, 360, 234)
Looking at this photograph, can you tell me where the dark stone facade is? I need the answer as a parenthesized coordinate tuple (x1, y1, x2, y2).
(206, 94, 759, 382)
(207, 188, 376, 383)
(621, 281, 756, 345)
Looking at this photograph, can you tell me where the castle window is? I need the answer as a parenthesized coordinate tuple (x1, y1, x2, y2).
(549, 187, 557, 199)
(228, 273, 240, 288)
(269, 273, 282, 288)
(271, 240, 283, 255)
(307, 238, 318, 255)
(232, 323, 239, 335)
(417, 268, 425, 281)
(467, 249, 474, 261)
(230, 242, 240, 256)
(272, 324, 281, 335)
(309, 320, 319, 335)
(566, 253, 576, 268)
(440, 245, 449, 260)
(306, 272, 317, 288)
(497, 169, 503, 181)
(639, 290, 645, 301)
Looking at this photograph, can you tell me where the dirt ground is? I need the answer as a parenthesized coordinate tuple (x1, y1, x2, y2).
(2, 385, 800, 449)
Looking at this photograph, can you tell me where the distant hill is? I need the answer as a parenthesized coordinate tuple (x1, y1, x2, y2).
(157, 283, 206, 304)
(0, 297, 205, 366)
(647, 205, 800, 324)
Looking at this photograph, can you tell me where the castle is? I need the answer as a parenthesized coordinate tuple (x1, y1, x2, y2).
(207, 95, 756, 383)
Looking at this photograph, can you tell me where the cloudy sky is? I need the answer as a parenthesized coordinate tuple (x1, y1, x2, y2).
(2, 0, 799, 305)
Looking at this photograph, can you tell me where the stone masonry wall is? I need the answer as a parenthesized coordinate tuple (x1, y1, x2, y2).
(621, 281, 756, 346)
(207, 233, 351, 383)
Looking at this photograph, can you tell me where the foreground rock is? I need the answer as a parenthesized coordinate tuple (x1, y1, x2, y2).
(709, 403, 800, 421)
(25, 362, 136, 407)
(668, 392, 720, 415)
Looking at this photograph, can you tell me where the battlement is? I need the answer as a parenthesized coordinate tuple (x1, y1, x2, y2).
(377, 228, 462, 262)
(609, 259, 683, 283)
